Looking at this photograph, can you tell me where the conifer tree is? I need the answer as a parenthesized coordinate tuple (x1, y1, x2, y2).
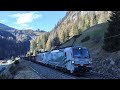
(59, 30, 65, 43)
(103, 11, 120, 52)
(64, 30, 70, 42)
(46, 38, 51, 50)
(51, 36, 60, 48)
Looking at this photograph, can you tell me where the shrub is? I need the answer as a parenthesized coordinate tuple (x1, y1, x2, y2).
(14, 60, 19, 65)
(92, 30, 102, 44)
(9, 65, 15, 75)
(0, 75, 2, 79)
(0, 74, 7, 79)
(81, 36, 90, 43)
(92, 36, 101, 43)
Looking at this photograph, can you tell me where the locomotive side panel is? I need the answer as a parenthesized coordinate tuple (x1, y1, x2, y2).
(36, 53, 44, 64)
(47, 50, 65, 67)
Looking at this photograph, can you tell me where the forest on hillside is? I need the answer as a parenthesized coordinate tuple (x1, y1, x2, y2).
(28, 11, 111, 56)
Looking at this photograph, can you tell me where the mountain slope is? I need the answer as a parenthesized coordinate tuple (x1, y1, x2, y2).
(59, 22, 108, 55)
(0, 29, 30, 60)
(29, 11, 111, 51)
(44, 11, 111, 50)
(0, 29, 16, 39)
(0, 23, 16, 30)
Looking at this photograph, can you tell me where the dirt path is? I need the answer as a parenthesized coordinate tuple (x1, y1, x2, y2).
(13, 60, 42, 79)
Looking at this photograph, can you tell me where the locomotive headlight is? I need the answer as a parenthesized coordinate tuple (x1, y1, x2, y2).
(89, 61, 91, 63)
(89, 59, 92, 63)
(89, 60, 92, 64)
(71, 61, 74, 63)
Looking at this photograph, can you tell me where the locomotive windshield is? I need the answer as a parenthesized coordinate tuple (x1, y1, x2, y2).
(73, 47, 89, 58)
(81, 48, 89, 58)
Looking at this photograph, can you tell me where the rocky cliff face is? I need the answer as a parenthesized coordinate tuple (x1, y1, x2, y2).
(65, 11, 110, 25)
(61, 11, 111, 30)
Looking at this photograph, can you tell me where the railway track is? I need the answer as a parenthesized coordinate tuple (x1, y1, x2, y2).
(84, 71, 120, 79)
(23, 59, 89, 79)
(63, 70, 120, 79)
(23, 59, 120, 79)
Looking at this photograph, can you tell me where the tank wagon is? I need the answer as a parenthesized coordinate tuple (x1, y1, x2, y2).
(35, 46, 92, 74)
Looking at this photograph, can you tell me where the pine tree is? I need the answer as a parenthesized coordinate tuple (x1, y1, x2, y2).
(46, 38, 51, 50)
(64, 30, 70, 42)
(70, 25, 79, 37)
(51, 36, 60, 48)
(59, 30, 65, 43)
(103, 11, 120, 52)
(40, 33, 49, 51)
(30, 40, 37, 53)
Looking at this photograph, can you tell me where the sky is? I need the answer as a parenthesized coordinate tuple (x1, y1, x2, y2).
(0, 11, 67, 31)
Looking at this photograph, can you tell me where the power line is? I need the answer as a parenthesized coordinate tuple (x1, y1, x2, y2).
(103, 33, 120, 40)
(72, 33, 120, 44)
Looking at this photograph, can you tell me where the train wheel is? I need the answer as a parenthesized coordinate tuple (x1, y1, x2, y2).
(66, 70, 69, 74)
(55, 66, 57, 70)
(62, 68, 67, 73)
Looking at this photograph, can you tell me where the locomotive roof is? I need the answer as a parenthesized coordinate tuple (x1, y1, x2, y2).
(37, 46, 88, 55)
(72, 46, 87, 49)
(51, 50, 60, 52)
(59, 46, 87, 49)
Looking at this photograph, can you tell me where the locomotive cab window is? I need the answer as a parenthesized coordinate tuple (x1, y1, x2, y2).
(73, 48, 82, 58)
(73, 47, 89, 58)
(81, 48, 89, 58)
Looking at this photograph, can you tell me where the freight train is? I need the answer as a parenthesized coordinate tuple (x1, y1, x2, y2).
(24, 46, 92, 74)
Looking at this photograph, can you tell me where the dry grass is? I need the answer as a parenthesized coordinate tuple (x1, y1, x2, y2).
(60, 22, 108, 50)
